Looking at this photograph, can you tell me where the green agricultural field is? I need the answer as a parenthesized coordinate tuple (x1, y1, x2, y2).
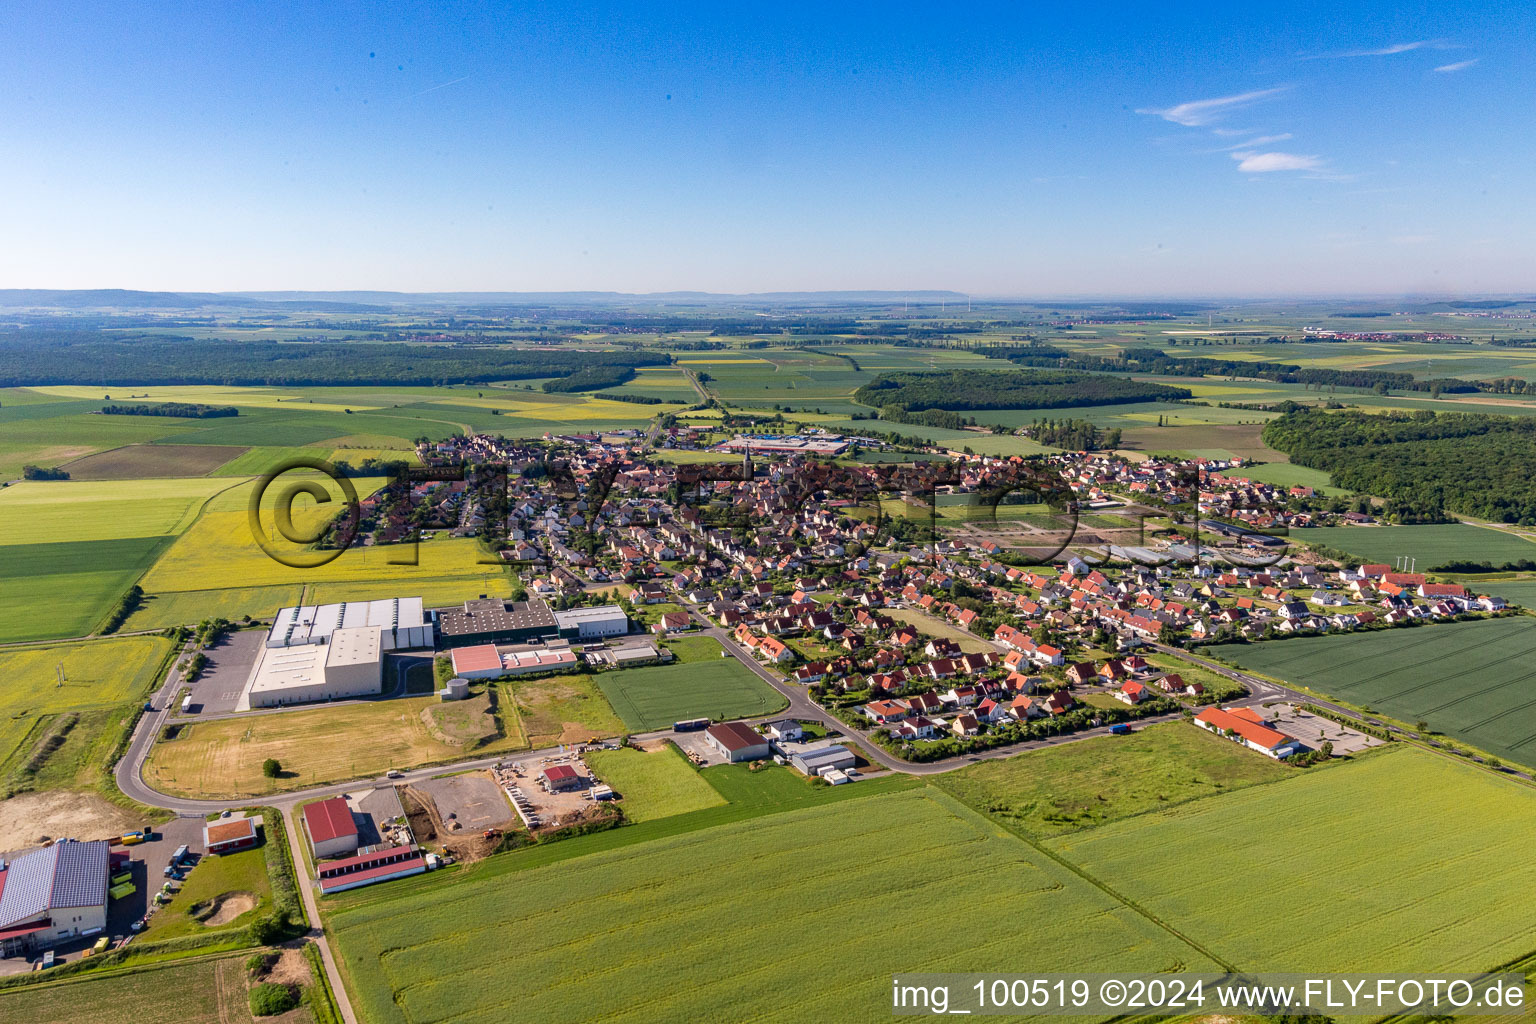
(1049, 746, 1536, 972)
(593, 647, 787, 731)
(935, 721, 1289, 837)
(0, 478, 235, 640)
(120, 584, 307, 631)
(330, 787, 1219, 1024)
(585, 743, 726, 821)
(1224, 461, 1342, 494)
(1212, 616, 1536, 766)
(1290, 524, 1536, 568)
(0, 954, 292, 1024)
(137, 476, 510, 592)
(0, 636, 172, 781)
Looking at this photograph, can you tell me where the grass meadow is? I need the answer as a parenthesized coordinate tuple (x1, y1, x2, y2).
(585, 743, 726, 821)
(504, 673, 626, 747)
(0, 636, 172, 785)
(934, 721, 1290, 838)
(329, 787, 1218, 1024)
(145, 690, 531, 798)
(1212, 616, 1536, 766)
(1048, 746, 1536, 972)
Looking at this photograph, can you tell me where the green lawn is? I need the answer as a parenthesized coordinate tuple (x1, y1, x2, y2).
(143, 841, 273, 940)
(594, 656, 787, 732)
(1290, 523, 1536, 568)
(1212, 616, 1536, 766)
(330, 787, 1219, 1024)
(1049, 746, 1536, 972)
(934, 721, 1289, 837)
(584, 744, 726, 821)
(0, 954, 290, 1024)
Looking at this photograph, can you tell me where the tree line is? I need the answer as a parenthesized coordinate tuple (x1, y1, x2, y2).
(101, 401, 238, 418)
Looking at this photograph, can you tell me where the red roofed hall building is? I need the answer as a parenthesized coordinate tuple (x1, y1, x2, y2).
(1195, 706, 1303, 759)
(704, 722, 772, 762)
(304, 797, 360, 859)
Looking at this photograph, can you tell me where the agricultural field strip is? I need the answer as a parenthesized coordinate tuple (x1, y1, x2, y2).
(1047, 747, 1536, 972)
(333, 788, 1210, 1023)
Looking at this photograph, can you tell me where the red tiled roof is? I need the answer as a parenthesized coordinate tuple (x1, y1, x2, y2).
(543, 764, 579, 781)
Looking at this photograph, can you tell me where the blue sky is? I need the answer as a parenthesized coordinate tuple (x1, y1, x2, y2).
(2, 2, 1531, 296)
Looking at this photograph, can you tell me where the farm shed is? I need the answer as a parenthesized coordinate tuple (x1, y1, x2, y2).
(204, 815, 260, 855)
(316, 845, 428, 895)
(705, 722, 771, 763)
(790, 745, 856, 777)
(305, 797, 361, 859)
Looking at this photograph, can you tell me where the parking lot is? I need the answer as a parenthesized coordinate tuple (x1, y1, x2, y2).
(177, 628, 264, 715)
(1269, 703, 1383, 755)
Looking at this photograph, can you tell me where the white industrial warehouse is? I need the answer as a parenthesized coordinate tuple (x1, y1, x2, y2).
(242, 625, 386, 709)
(266, 597, 432, 651)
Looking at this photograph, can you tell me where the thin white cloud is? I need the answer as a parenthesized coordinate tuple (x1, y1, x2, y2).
(1231, 151, 1325, 173)
(1220, 133, 1292, 151)
(1304, 39, 1454, 59)
(1136, 86, 1289, 127)
(1434, 59, 1479, 72)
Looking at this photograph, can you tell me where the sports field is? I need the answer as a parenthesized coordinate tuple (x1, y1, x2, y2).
(1049, 746, 1536, 972)
(1215, 616, 1536, 765)
(1290, 523, 1536, 568)
(935, 722, 1289, 838)
(145, 692, 531, 798)
(593, 649, 787, 731)
(585, 744, 726, 821)
(0, 636, 172, 772)
(330, 787, 1218, 1024)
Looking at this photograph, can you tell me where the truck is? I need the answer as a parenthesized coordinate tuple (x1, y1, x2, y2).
(171, 844, 189, 865)
(1109, 723, 1133, 736)
(115, 830, 147, 846)
(673, 717, 710, 732)
(180, 694, 194, 713)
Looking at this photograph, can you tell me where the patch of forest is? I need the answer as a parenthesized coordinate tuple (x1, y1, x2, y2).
(854, 369, 1189, 412)
(1262, 408, 1536, 524)
(0, 331, 670, 386)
